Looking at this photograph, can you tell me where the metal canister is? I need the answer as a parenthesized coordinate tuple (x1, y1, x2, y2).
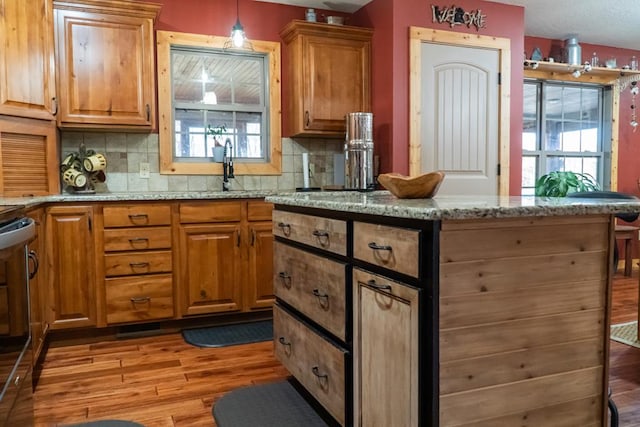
(344, 112, 374, 191)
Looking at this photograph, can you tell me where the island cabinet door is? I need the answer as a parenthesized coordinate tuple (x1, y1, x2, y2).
(178, 223, 242, 316)
(353, 268, 420, 427)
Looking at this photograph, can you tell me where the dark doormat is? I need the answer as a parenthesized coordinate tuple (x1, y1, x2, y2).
(64, 421, 144, 427)
(213, 380, 331, 427)
(182, 320, 273, 348)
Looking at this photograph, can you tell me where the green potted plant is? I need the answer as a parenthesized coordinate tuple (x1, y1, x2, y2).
(534, 171, 600, 197)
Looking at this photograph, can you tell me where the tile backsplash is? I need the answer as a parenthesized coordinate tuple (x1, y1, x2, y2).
(60, 132, 344, 193)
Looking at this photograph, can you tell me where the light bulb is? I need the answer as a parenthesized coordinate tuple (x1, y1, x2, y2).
(231, 23, 245, 48)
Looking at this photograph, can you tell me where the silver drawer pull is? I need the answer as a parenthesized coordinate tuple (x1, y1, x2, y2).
(277, 222, 291, 236)
(130, 262, 150, 268)
(130, 296, 151, 304)
(312, 229, 330, 246)
(278, 271, 292, 288)
(312, 289, 330, 310)
(366, 279, 392, 291)
(368, 242, 392, 251)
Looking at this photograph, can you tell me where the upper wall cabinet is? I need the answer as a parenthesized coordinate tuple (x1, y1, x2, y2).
(280, 20, 372, 138)
(0, 0, 57, 120)
(53, 0, 160, 130)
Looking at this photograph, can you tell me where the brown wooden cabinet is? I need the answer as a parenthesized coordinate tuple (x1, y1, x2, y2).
(177, 200, 273, 316)
(353, 268, 419, 427)
(0, 0, 57, 120)
(99, 203, 174, 325)
(44, 205, 96, 329)
(0, 116, 59, 196)
(246, 201, 274, 310)
(280, 20, 372, 137)
(53, 0, 160, 129)
(26, 208, 48, 365)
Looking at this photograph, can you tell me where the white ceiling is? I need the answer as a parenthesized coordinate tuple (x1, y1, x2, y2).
(255, 0, 640, 50)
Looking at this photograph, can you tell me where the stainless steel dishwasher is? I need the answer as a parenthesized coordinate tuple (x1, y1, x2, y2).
(0, 206, 36, 426)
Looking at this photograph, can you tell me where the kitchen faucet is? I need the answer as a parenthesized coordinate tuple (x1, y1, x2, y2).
(222, 139, 234, 191)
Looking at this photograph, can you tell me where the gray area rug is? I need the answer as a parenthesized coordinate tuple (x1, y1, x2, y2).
(213, 380, 330, 427)
(182, 320, 273, 348)
(65, 421, 144, 427)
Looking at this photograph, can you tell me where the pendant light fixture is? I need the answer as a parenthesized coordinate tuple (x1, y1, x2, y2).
(224, 0, 253, 50)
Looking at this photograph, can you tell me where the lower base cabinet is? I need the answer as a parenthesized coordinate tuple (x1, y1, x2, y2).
(273, 303, 347, 426)
(353, 268, 420, 427)
(105, 274, 174, 324)
(45, 205, 97, 329)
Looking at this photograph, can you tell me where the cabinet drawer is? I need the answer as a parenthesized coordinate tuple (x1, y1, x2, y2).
(247, 200, 273, 221)
(179, 202, 242, 223)
(273, 210, 347, 256)
(274, 241, 347, 341)
(353, 221, 420, 278)
(103, 227, 172, 252)
(104, 251, 172, 277)
(103, 205, 171, 227)
(106, 274, 174, 324)
(273, 304, 346, 426)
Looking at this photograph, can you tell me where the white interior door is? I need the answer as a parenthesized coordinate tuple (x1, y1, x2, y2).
(421, 43, 500, 196)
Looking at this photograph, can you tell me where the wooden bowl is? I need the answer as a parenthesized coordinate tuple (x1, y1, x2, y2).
(377, 171, 445, 199)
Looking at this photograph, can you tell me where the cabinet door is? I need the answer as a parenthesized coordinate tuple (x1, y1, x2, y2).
(302, 35, 371, 133)
(246, 221, 274, 310)
(0, 116, 59, 196)
(179, 223, 242, 316)
(0, 0, 56, 120)
(353, 268, 419, 427)
(54, 5, 157, 128)
(27, 208, 47, 364)
(45, 206, 96, 329)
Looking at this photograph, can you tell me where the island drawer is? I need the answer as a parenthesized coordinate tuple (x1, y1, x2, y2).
(104, 251, 172, 277)
(179, 201, 243, 223)
(273, 303, 347, 426)
(272, 210, 347, 256)
(103, 204, 171, 228)
(103, 227, 172, 252)
(105, 274, 174, 324)
(353, 221, 420, 278)
(274, 241, 347, 341)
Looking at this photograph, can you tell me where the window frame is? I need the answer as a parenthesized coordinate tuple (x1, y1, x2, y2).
(522, 78, 613, 195)
(157, 30, 281, 175)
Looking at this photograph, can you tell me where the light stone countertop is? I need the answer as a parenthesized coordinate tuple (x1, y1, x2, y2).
(0, 190, 281, 209)
(265, 191, 640, 220)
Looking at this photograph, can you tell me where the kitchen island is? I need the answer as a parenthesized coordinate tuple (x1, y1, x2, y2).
(266, 191, 640, 427)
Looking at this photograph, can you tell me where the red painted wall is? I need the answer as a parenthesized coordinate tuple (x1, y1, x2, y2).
(353, 0, 525, 194)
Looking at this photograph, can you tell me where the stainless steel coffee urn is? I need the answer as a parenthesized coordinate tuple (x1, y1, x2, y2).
(344, 112, 374, 191)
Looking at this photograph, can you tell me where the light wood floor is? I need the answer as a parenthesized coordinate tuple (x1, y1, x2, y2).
(34, 267, 640, 426)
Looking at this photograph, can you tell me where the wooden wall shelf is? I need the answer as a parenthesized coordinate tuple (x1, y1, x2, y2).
(524, 60, 640, 84)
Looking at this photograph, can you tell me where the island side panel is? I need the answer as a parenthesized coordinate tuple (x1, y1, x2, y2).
(438, 215, 613, 427)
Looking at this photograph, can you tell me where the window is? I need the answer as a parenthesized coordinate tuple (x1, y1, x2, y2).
(522, 80, 612, 195)
(157, 31, 281, 175)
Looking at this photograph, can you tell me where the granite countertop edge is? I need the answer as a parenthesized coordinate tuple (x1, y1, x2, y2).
(265, 192, 640, 220)
(0, 190, 281, 209)
(5, 190, 640, 221)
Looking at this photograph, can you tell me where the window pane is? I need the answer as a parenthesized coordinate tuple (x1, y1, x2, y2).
(236, 112, 263, 158)
(522, 156, 537, 188)
(175, 109, 206, 157)
(523, 83, 539, 151)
